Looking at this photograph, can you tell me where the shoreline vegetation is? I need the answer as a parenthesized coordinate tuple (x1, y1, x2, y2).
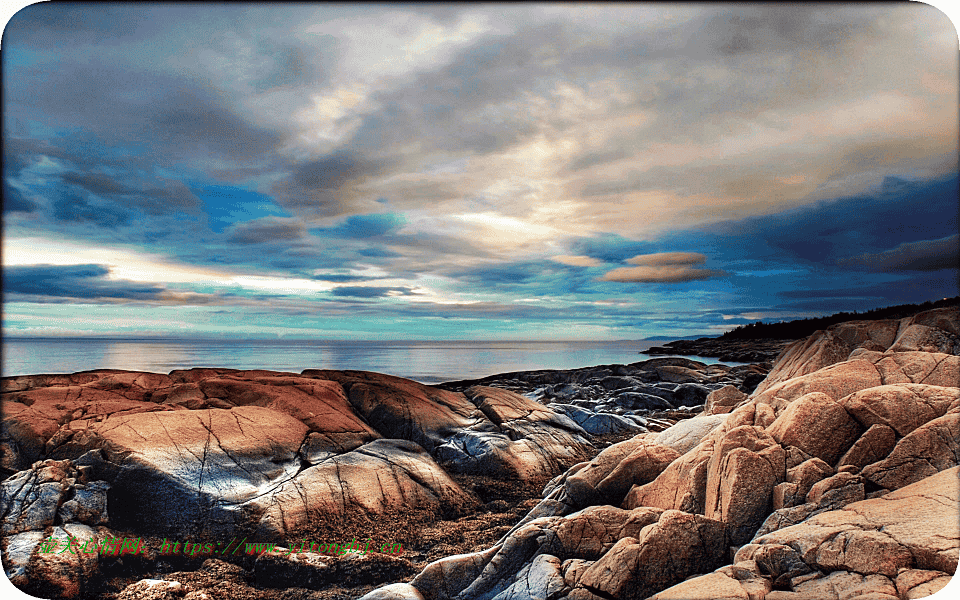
(1, 299, 957, 599)
(645, 296, 960, 363)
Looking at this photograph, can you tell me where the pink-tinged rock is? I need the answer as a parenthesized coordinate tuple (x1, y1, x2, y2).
(895, 569, 954, 599)
(543, 505, 663, 561)
(648, 571, 750, 600)
(741, 466, 960, 576)
(861, 411, 960, 490)
(575, 510, 727, 600)
(254, 438, 476, 540)
(565, 437, 677, 508)
(754, 319, 900, 397)
(766, 392, 862, 465)
(869, 351, 960, 388)
(84, 406, 310, 535)
(705, 385, 748, 415)
(302, 370, 479, 452)
(621, 436, 715, 514)
(197, 376, 380, 443)
(17, 523, 102, 599)
(840, 384, 960, 436)
(836, 424, 897, 471)
(704, 425, 785, 545)
(753, 359, 883, 413)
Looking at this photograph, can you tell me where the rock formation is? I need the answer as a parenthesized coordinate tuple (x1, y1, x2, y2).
(2, 306, 957, 599)
(357, 306, 959, 600)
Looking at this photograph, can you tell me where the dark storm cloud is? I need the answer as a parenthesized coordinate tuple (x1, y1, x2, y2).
(224, 217, 306, 245)
(699, 175, 960, 267)
(52, 193, 131, 228)
(6, 62, 283, 164)
(61, 172, 136, 196)
(840, 235, 960, 273)
(2, 184, 38, 213)
(4, 264, 165, 300)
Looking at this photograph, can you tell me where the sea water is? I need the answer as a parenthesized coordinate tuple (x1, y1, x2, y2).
(2, 338, 747, 383)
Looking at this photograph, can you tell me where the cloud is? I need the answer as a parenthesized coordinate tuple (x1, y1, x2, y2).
(52, 193, 132, 228)
(61, 172, 136, 196)
(599, 252, 724, 283)
(224, 217, 306, 245)
(839, 234, 959, 272)
(625, 252, 706, 267)
(552, 255, 604, 267)
(311, 212, 407, 238)
(2, 264, 215, 304)
(2, 184, 38, 213)
(329, 286, 418, 298)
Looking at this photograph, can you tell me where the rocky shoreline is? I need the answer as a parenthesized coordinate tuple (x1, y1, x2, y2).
(2, 306, 958, 599)
(644, 337, 795, 364)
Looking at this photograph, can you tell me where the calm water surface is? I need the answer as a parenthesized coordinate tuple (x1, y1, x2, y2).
(2, 338, 742, 383)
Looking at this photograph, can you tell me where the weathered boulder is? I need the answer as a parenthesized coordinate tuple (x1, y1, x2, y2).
(835, 423, 897, 471)
(766, 392, 862, 465)
(648, 570, 755, 600)
(541, 505, 663, 561)
(253, 439, 476, 540)
(654, 414, 727, 454)
(861, 410, 960, 490)
(301, 370, 478, 453)
(572, 510, 727, 600)
(7, 523, 102, 599)
(839, 383, 960, 437)
(703, 425, 786, 545)
(757, 472, 866, 538)
(738, 466, 960, 577)
(753, 360, 883, 415)
(1, 459, 108, 535)
(704, 385, 748, 415)
(563, 437, 657, 508)
(895, 569, 955, 599)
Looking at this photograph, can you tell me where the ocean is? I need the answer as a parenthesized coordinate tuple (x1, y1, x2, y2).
(1, 338, 743, 384)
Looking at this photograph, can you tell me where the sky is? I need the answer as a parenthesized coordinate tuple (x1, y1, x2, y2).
(2, 2, 958, 341)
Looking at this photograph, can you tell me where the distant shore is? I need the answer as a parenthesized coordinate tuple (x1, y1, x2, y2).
(644, 336, 794, 364)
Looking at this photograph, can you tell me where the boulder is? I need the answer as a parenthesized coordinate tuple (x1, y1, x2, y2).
(766, 392, 862, 465)
(564, 437, 657, 508)
(835, 424, 896, 471)
(253, 439, 476, 540)
(13, 523, 102, 599)
(654, 414, 727, 454)
(648, 571, 750, 600)
(738, 466, 960, 577)
(839, 383, 960, 436)
(704, 385, 748, 415)
(861, 411, 960, 490)
(753, 359, 884, 414)
(541, 505, 663, 561)
(573, 510, 727, 600)
(703, 425, 786, 545)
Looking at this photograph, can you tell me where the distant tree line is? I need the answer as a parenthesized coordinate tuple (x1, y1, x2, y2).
(721, 296, 960, 340)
